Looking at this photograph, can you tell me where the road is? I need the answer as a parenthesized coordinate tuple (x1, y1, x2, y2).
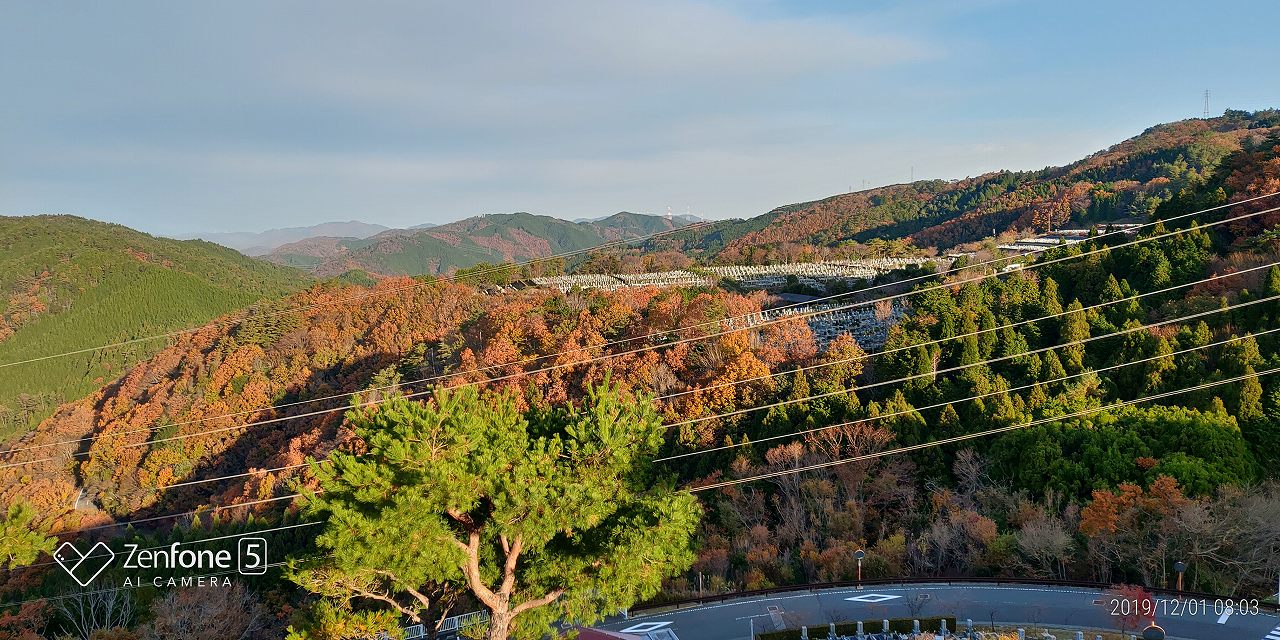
(593, 583, 1280, 640)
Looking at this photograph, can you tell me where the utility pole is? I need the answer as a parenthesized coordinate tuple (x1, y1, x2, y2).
(1203, 89, 1211, 118)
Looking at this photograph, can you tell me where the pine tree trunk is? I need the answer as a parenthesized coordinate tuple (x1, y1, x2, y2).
(486, 608, 513, 640)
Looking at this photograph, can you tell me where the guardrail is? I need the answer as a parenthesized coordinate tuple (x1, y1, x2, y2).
(631, 576, 1280, 615)
(439, 610, 489, 633)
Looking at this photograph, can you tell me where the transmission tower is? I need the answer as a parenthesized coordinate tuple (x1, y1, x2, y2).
(1203, 89, 1211, 118)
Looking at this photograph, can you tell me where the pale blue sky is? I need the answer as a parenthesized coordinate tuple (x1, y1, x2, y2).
(2, 0, 1278, 234)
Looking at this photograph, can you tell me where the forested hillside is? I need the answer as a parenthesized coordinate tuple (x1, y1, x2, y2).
(2, 113, 1280, 637)
(637, 110, 1280, 263)
(0, 216, 310, 439)
(269, 211, 692, 277)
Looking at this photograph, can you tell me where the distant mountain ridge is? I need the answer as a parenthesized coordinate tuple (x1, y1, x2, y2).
(179, 220, 392, 255)
(639, 110, 1280, 263)
(266, 211, 694, 276)
(256, 112, 1280, 274)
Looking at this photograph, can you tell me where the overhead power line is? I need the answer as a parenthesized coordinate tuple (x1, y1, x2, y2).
(31, 291, 1274, 525)
(0, 220, 714, 369)
(661, 323, 1280, 461)
(690, 366, 1280, 492)
(661, 292, 1280, 432)
(67, 493, 312, 534)
(649, 260, 1280, 404)
(8, 252, 1270, 467)
(5, 198, 1275, 466)
(4, 194, 1275, 612)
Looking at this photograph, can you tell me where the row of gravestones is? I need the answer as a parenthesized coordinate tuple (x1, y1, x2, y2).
(795, 619, 1155, 640)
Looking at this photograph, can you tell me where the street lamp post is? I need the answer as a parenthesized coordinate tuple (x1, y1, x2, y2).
(854, 549, 866, 591)
(1173, 561, 1187, 595)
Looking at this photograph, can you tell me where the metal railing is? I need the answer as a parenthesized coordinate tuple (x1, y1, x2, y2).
(633, 576, 1280, 616)
(439, 609, 489, 633)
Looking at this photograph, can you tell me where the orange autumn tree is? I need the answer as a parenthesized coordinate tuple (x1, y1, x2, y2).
(1080, 475, 1191, 586)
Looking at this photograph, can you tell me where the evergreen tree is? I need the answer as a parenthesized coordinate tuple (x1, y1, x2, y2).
(1266, 266, 1280, 298)
(1144, 337, 1176, 393)
(295, 383, 701, 640)
(1100, 274, 1125, 303)
(956, 314, 982, 367)
(1060, 300, 1090, 373)
(1236, 367, 1265, 424)
(1042, 350, 1067, 384)
(0, 500, 54, 571)
(1041, 276, 1064, 317)
(1221, 334, 1263, 376)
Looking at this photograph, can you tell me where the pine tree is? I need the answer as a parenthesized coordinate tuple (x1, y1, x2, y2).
(937, 403, 961, 437)
(1060, 300, 1090, 373)
(0, 500, 54, 571)
(1100, 274, 1125, 303)
(1041, 276, 1064, 317)
(1144, 337, 1176, 393)
(295, 383, 701, 640)
(788, 367, 811, 402)
(1265, 266, 1280, 298)
(956, 314, 982, 366)
(1236, 367, 1265, 424)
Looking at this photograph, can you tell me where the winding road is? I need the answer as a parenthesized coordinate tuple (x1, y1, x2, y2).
(592, 583, 1280, 640)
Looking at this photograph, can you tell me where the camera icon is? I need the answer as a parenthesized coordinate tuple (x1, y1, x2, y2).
(238, 538, 268, 575)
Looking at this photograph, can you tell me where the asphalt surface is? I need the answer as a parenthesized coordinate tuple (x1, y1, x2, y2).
(594, 583, 1280, 640)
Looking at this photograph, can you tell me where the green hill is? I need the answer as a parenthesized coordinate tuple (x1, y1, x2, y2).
(0, 215, 310, 439)
(270, 211, 692, 276)
(641, 110, 1280, 263)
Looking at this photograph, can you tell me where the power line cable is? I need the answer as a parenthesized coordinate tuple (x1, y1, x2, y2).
(6, 296, 1270, 596)
(0, 221, 715, 369)
(690, 366, 1280, 491)
(661, 325, 1280, 461)
(661, 292, 1280, 431)
(67, 493, 312, 534)
(40, 292, 1275, 523)
(6, 200, 1274, 464)
(651, 260, 1280, 405)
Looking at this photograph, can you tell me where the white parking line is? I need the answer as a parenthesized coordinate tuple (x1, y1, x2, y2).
(621, 621, 673, 633)
(845, 593, 902, 603)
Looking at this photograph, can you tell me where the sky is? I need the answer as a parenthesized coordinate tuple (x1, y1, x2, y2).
(2, 0, 1279, 236)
